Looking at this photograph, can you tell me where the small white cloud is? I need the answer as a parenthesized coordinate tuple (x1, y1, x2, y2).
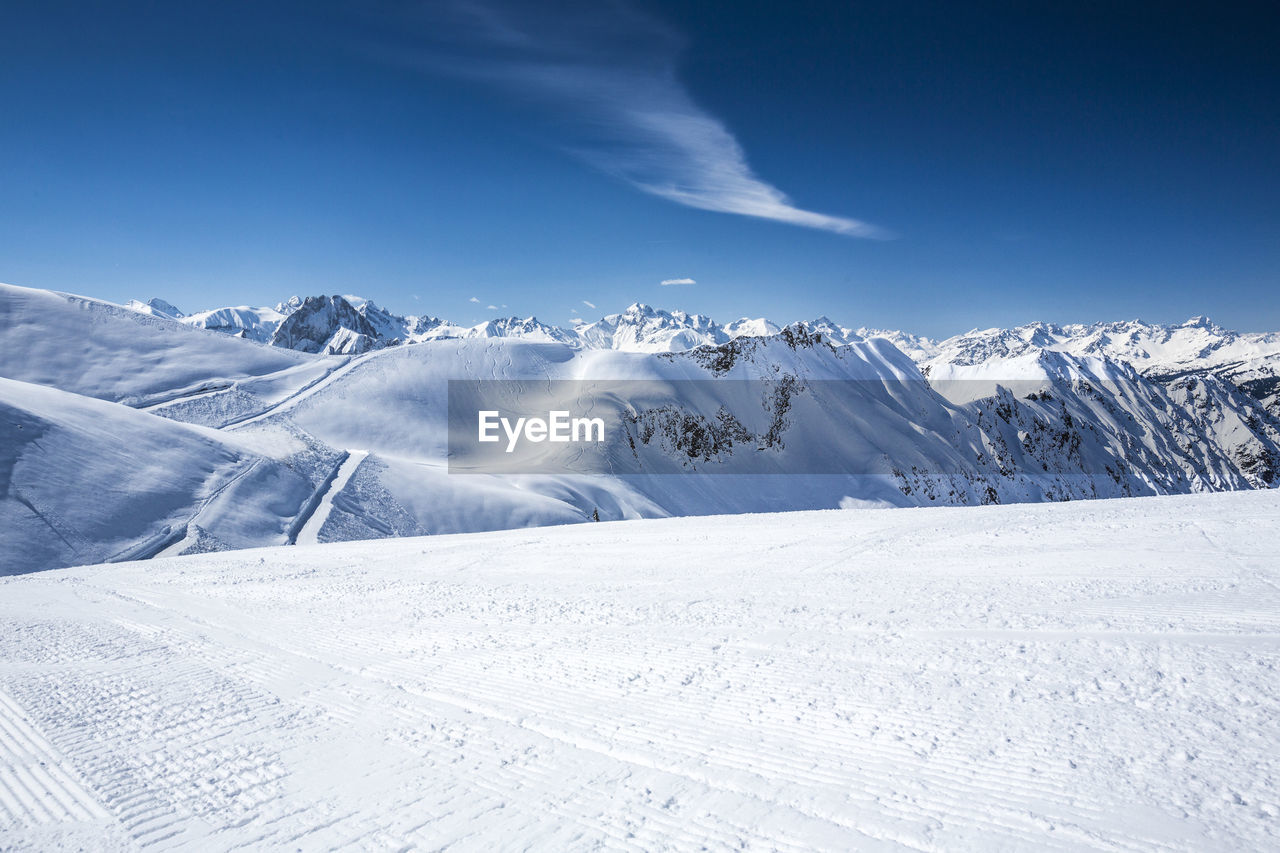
(582, 299, 596, 309)
(412, 294, 420, 301)
(570, 317, 583, 324)
(469, 296, 480, 303)
(487, 304, 498, 310)
(660, 277, 696, 286)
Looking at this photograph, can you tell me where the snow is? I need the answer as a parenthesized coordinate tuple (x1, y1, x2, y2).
(723, 316, 780, 339)
(1, 489, 1278, 850)
(139, 291, 944, 356)
(181, 305, 287, 343)
(293, 450, 368, 545)
(0, 377, 318, 573)
(123, 298, 185, 320)
(0, 283, 312, 406)
(6, 281, 1280, 575)
(575, 303, 728, 352)
(8, 286, 1279, 573)
(923, 317, 1280, 380)
(116, 287, 1280, 413)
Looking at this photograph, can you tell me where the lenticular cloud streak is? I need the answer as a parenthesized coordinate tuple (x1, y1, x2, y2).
(398, 1, 892, 239)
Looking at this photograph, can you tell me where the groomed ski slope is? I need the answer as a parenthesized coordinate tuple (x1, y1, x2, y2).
(2, 490, 1279, 851)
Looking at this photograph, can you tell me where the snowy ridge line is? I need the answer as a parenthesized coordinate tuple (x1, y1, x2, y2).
(119, 289, 1280, 383)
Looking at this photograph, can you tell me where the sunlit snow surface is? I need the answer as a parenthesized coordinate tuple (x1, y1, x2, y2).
(2, 490, 1279, 850)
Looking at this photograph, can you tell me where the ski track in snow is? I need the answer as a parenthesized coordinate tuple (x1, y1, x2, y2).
(1, 490, 1279, 850)
(223, 352, 373, 430)
(0, 689, 110, 826)
(294, 451, 369, 546)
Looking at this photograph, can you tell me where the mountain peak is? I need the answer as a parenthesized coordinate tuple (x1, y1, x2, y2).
(1181, 315, 1219, 330)
(269, 294, 382, 354)
(125, 297, 185, 320)
(147, 297, 184, 318)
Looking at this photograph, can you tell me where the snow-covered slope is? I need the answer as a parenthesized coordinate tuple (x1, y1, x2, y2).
(232, 325, 1280, 542)
(2, 490, 1278, 850)
(0, 378, 318, 573)
(929, 348, 1280, 495)
(0, 283, 313, 406)
(8, 282, 1280, 572)
(268, 331, 987, 530)
(1161, 372, 1280, 486)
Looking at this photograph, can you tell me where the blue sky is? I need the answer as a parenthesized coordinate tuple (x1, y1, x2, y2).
(2, 0, 1277, 337)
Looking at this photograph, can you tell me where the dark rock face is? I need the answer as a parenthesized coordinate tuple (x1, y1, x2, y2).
(270, 295, 382, 354)
(674, 324, 835, 375)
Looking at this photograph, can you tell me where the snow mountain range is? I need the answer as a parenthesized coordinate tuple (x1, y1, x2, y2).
(3, 280, 1279, 573)
(134, 293, 939, 358)
(124, 290, 1280, 425)
(126, 292, 1280, 411)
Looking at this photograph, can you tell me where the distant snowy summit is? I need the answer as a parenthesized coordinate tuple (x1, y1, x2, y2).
(925, 316, 1271, 371)
(128, 293, 943, 357)
(122, 292, 1280, 415)
(124, 297, 185, 320)
(126, 292, 1280, 383)
(922, 317, 1280, 409)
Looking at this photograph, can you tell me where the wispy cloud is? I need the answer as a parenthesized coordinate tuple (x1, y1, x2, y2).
(469, 296, 480, 303)
(660, 277, 695, 286)
(387, 1, 891, 239)
(487, 304, 498, 309)
(582, 299, 596, 309)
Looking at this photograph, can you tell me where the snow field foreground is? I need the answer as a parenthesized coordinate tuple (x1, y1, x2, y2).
(1, 491, 1279, 851)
